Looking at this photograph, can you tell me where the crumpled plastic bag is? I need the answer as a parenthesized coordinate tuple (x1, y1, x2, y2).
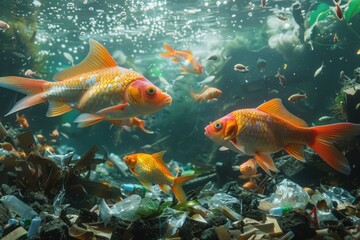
(262, 179, 310, 209)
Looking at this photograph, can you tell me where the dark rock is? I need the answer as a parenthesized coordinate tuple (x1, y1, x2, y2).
(78, 208, 98, 223)
(39, 218, 69, 240)
(29, 191, 48, 204)
(1, 184, 17, 196)
(110, 219, 129, 240)
(279, 209, 316, 240)
(129, 216, 168, 240)
(205, 213, 227, 227)
(30, 202, 53, 215)
(200, 228, 218, 240)
(0, 202, 11, 225)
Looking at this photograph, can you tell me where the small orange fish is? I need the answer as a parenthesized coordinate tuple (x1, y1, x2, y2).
(275, 70, 286, 87)
(110, 117, 154, 134)
(205, 98, 360, 176)
(24, 69, 38, 78)
(160, 43, 203, 75)
(50, 129, 60, 138)
(15, 113, 29, 128)
(0, 142, 15, 151)
(288, 92, 307, 102)
(189, 86, 222, 103)
(239, 158, 262, 181)
(333, 0, 343, 20)
(123, 151, 196, 203)
(0, 39, 172, 128)
(242, 180, 258, 190)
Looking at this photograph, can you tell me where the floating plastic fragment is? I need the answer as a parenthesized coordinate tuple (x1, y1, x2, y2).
(0, 195, 38, 219)
(263, 179, 310, 209)
(161, 207, 188, 238)
(323, 187, 356, 204)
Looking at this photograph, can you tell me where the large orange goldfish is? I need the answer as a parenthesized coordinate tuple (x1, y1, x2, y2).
(160, 43, 203, 75)
(123, 151, 196, 203)
(0, 39, 172, 127)
(205, 98, 360, 176)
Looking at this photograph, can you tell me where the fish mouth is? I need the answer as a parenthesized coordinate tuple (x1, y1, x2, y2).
(162, 96, 172, 106)
(204, 126, 209, 136)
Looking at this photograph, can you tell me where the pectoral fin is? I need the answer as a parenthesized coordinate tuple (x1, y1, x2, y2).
(229, 139, 245, 153)
(97, 103, 129, 114)
(254, 153, 279, 176)
(140, 179, 154, 192)
(74, 113, 105, 128)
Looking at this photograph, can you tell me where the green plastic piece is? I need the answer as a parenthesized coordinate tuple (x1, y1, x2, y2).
(309, 3, 331, 26)
(345, 0, 360, 21)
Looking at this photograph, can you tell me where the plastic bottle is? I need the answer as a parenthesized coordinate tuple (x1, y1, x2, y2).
(0, 195, 38, 219)
(121, 184, 147, 198)
(27, 217, 41, 238)
(269, 206, 293, 216)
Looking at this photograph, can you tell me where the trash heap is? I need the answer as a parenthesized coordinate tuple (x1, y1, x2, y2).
(0, 128, 360, 239)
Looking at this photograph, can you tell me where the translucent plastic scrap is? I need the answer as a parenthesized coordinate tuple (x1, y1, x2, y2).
(0, 195, 38, 219)
(111, 194, 142, 222)
(207, 193, 240, 210)
(264, 179, 310, 209)
(323, 187, 356, 204)
(161, 207, 188, 238)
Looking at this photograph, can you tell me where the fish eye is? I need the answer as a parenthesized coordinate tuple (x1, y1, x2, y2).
(146, 86, 156, 95)
(214, 122, 222, 130)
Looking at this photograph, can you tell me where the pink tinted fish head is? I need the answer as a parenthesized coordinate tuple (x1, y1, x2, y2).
(123, 154, 138, 168)
(240, 158, 257, 176)
(125, 79, 172, 114)
(193, 60, 204, 74)
(204, 113, 238, 145)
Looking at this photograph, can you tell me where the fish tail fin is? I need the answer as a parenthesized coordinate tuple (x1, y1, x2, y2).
(171, 175, 196, 203)
(189, 88, 200, 102)
(0, 76, 48, 116)
(308, 123, 360, 175)
(160, 43, 176, 58)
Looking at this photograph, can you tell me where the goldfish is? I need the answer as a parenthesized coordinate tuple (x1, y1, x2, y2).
(333, 33, 339, 42)
(15, 113, 29, 128)
(198, 76, 216, 88)
(357, 49, 360, 55)
(275, 70, 286, 87)
(314, 62, 325, 78)
(0, 39, 172, 128)
(204, 98, 360, 176)
(189, 86, 222, 103)
(0, 20, 10, 30)
(239, 158, 261, 182)
(123, 151, 196, 203)
(288, 92, 307, 102)
(110, 117, 154, 134)
(333, 0, 343, 20)
(160, 43, 203, 75)
(234, 64, 250, 72)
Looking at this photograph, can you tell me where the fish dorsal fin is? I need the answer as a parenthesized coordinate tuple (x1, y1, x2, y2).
(152, 151, 172, 175)
(53, 39, 117, 81)
(257, 98, 308, 127)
